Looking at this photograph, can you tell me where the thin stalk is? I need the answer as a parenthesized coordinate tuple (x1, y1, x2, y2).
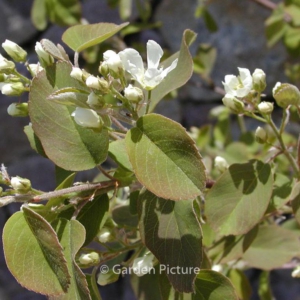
(237, 115, 246, 134)
(268, 118, 300, 177)
(12, 70, 31, 84)
(110, 116, 128, 132)
(74, 52, 79, 68)
(145, 90, 151, 114)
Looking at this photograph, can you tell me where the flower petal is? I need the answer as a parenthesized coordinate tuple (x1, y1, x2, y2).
(161, 58, 178, 78)
(146, 40, 163, 69)
(238, 67, 252, 89)
(119, 48, 144, 82)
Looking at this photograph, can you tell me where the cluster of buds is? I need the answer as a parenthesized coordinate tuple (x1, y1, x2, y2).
(222, 67, 268, 114)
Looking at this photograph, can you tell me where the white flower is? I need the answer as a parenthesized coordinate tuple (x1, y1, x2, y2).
(35, 42, 54, 66)
(87, 92, 100, 106)
(70, 67, 84, 82)
(1, 82, 24, 96)
(124, 84, 144, 102)
(223, 67, 253, 97)
(257, 101, 273, 114)
(2, 40, 27, 62)
(132, 255, 154, 277)
(0, 54, 15, 70)
(119, 40, 178, 90)
(98, 227, 112, 243)
(78, 252, 100, 265)
(103, 50, 124, 74)
(28, 64, 44, 76)
(214, 156, 229, 173)
(71, 107, 101, 129)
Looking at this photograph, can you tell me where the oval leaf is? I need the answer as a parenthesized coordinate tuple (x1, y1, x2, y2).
(29, 61, 109, 171)
(193, 270, 239, 300)
(51, 218, 91, 300)
(62, 22, 129, 52)
(41, 39, 70, 61)
(206, 160, 273, 236)
(138, 189, 203, 293)
(126, 114, 206, 200)
(242, 225, 300, 270)
(150, 29, 196, 111)
(3, 208, 70, 296)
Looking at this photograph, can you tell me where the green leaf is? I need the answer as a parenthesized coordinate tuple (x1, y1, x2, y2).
(29, 61, 109, 171)
(55, 165, 76, 187)
(112, 204, 138, 228)
(193, 270, 239, 300)
(284, 25, 300, 51)
(119, 0, 132, 20)
(126, 114, 206, 200)
(62, 22, 129, 52)
(108, 139, 133, 171)
(228, 269, 252, 300)
(208, 226, 258, 264)
(266, 173, 293, 213)
(24, 124, 47, 157)
(77, 194, 109, 246)
(202, 8, 218, 32)
(193, 44, 217, 78)
(31, 0, 48, 30)
(242, 225, 300, 270)
(41, 39, 70, 61)
(150, 29, 197, 111)
(206, 160, 273, 236)
(47, 0, 82, 27)
(3, 208, 70, 296)
(258, 271, 273, 300)
(138, 189, 203, 293)
(86, 274, 102, 300)
(290, 182, 300, 225)
(51, 218, 91, 300)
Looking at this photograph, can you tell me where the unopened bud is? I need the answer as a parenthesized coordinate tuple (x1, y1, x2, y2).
(222, 93, 244, 113)
(273, 82, 300, 107)
(252, 69, 266, 92)
(71, 107, 102, 129)
(10, 176, 31, 193)
(87, 92, 104, 108)
(98, 227, 113, 243)
(70, 67, 84, 82)
(99, 61, 109, 77)
(35, 42, 54, 67)
(257, 101, 273, 114)
(103, 50, 124, 78)
(28, 64, 44, 76)
(124, 84, 144, 102)
(214, 156, 229, 173)
(1, 82, 25, 96)
(7, 103, 28, 117)
(292, 266, 300, 278)
(97, 269, 119, 286)
(86, 75, 109, 93)
(255, 126, 267, 144)
(78, 252, 100, 265)
(0, 54, 15, 70)
(132, 254, 154, 277)
(2, 40, 27, 62)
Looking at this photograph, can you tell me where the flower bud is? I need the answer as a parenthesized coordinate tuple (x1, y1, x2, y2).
(214, 156, 229, 173)
(28, 64, 44, 76)
(98, 227, 113, 243)
(222, 93, 244, 113)
(70, 67, 84, 82)
(10, 176, 31, 193)
(78, 252, 100, 265)
(99, 61, 109, 77)
(87, 92, 104, 108)
(86, 75, 109, 93)
(2, 40, 27, 62)
(257, 101, 273, 114)
(272, 82, 300, 107)
(1, 82, 25, 96)
(124, 84, 144, 103)
(7, 103, 28, 117)
(97, 269, 119, 286)
(71, 107, 102, 129)
(255, 126, 267, 144)
(252, 68, 266, 92)
(132, 254, 154, 277)
(292, 266, 300, 278)
(103, 50, 124, 77)
(35, 42, 54, 67)
(0, 54, 15, 70)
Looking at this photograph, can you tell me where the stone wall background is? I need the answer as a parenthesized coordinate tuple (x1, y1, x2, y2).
(0, 0, 299, 299)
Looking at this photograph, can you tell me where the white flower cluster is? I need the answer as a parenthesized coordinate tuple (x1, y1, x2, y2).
(69, 40, 178, 129)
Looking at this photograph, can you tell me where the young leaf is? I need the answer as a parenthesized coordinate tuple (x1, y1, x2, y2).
(3, 208, 70, 296)
(258, 271, 274, 300)
(242, 225, 300, 270)
(126, 114, 206, 201)
(41, 39, 70, 61)
(108, 139, 133, 171)
(193, 270, 239, 300)
(138, 189, 203, 293)
(77, 194, 109, 246)
(206, 160, 273, 236)
(228, 269, 252, 300)
(31, 0, 48, 30)
(29, 61, 109, 171)
(24, 124, 47, 157)
(149, 29, 197, 112)
(62, 22, 129, 52)
(51, 218, 91, 300)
